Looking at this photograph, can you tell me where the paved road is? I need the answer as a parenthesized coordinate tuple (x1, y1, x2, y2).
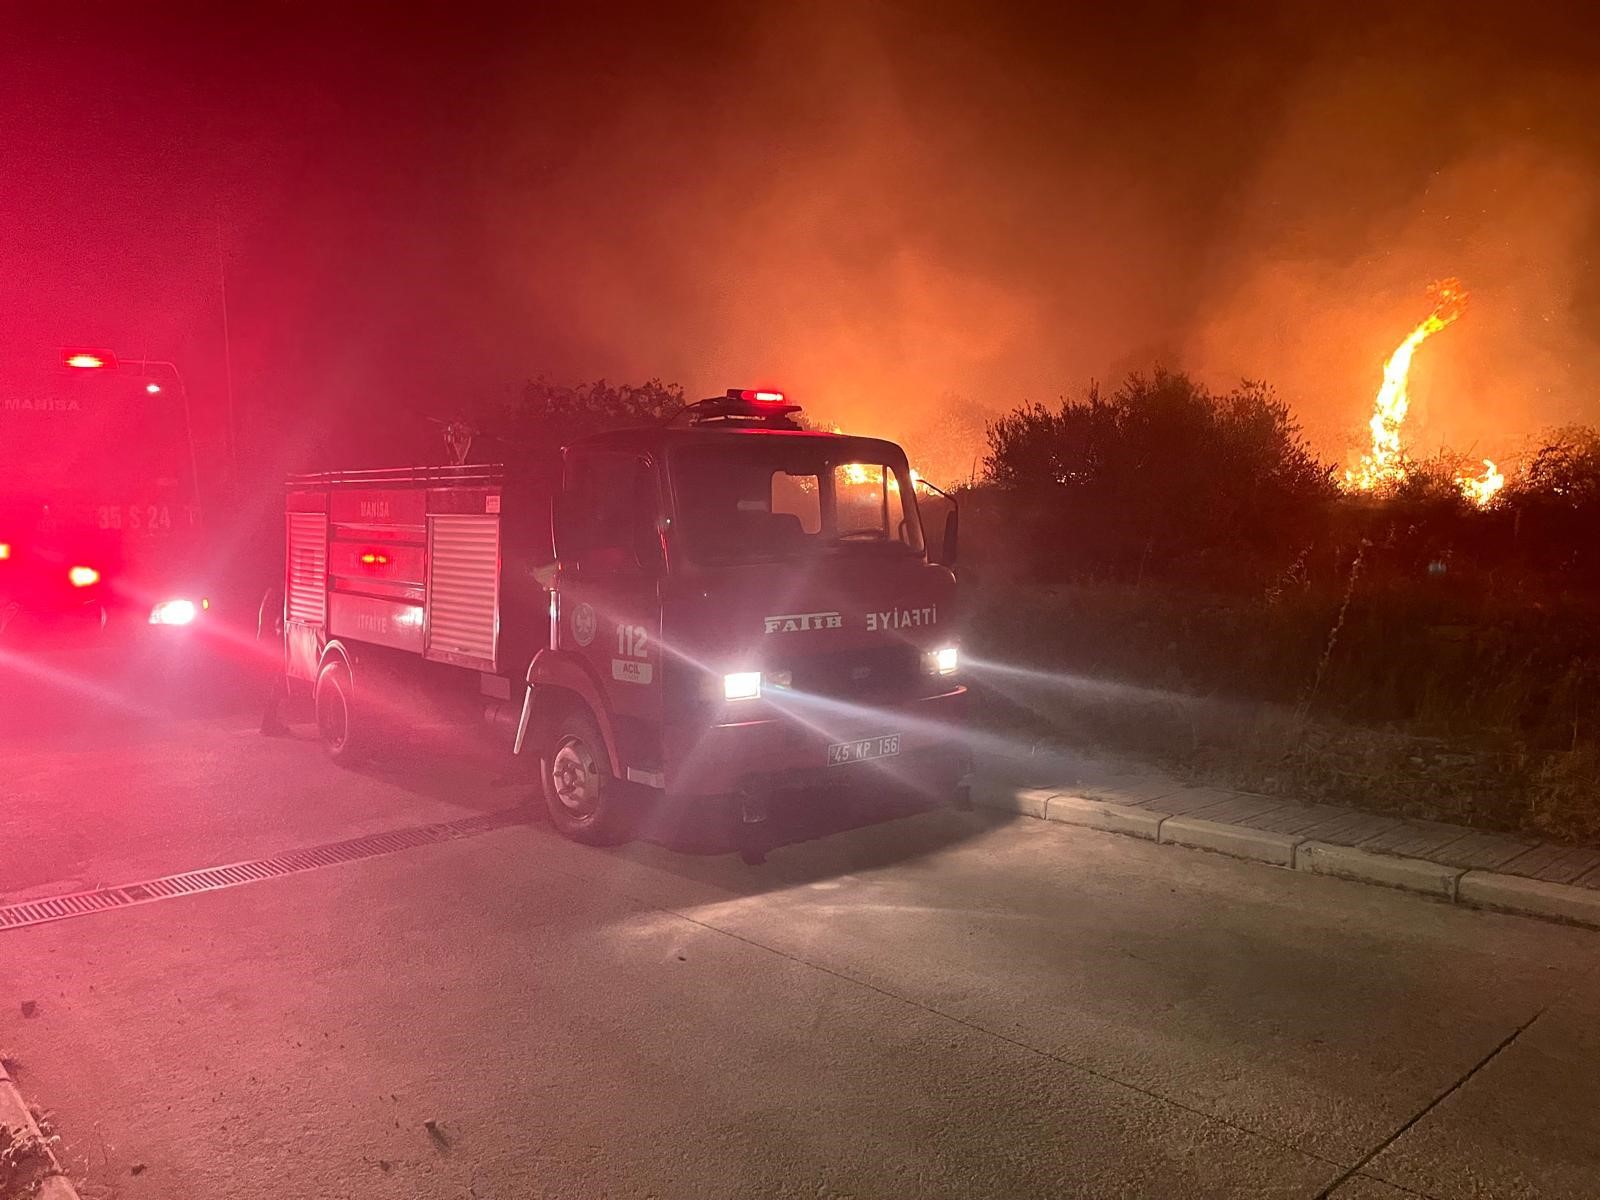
(5, 706, 1600, 1198)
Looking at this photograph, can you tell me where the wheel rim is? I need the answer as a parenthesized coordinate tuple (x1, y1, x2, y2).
(550, 736, 602, 819)
(319, 682, 349, 751)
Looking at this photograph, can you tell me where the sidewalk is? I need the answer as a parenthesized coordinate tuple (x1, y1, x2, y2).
(976, 742, 1600, 929)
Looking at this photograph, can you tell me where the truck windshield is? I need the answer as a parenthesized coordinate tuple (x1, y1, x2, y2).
(670, 441, 924, 565)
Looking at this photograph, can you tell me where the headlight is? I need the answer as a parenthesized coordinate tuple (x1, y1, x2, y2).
(149, 598, 200, 626)
(723, 671, 762, 701)
(923, 645, 959, 676)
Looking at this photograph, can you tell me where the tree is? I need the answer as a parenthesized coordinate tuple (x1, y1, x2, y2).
(982, 368, 1336, 586)
(1508, 425, 1600, 509)
(504, 377, 687, 448)
(1499, 425, 1600, 585)
(465, 377, 688, 467)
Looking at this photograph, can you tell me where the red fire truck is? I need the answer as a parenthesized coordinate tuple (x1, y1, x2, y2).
(278, 390, 967, 844)
(0, 349, 212, 644)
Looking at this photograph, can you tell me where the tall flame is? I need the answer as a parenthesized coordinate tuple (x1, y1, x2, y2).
(1345, 278, 1469, 495)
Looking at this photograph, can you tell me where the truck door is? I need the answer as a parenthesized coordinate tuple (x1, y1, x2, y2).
(554, 451, 664, 781)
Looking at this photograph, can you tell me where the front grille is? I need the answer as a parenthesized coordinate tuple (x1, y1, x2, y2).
(789, 644, 921, 701)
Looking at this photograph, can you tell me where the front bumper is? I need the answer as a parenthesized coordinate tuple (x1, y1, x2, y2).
(663, 684, 969, 797)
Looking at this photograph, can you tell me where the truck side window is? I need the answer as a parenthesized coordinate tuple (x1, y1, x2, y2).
(568, 453, 657, 573)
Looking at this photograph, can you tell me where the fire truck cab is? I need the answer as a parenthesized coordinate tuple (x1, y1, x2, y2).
(281, 391, 967, 845)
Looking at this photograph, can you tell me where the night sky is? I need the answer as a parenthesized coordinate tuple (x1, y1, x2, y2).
(5, 2, 1599, 481)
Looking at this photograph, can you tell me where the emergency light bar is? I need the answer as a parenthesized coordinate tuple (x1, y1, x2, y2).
(61, 348, 118, 370)
(682, 388, 803, 428)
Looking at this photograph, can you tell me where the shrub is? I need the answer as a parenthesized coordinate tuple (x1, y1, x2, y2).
(981, 369, 1336, 588)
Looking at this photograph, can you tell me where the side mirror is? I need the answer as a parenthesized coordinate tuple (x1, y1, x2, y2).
(551, 490, 580, 561)
(914, 476, 959, 568)
(631, 466, 665, 574)
(633, 515, 665, 574)
(939, 507, 959, 568)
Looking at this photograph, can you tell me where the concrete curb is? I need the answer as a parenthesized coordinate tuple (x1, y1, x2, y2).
(970, 781, 1056, 818)
(0, 1058, 81, 1200)
(1295, 842, 1463, 899)
(973, 781, 1600, 930)
(1045, 793, 1167, 840)
(1159, 815, 1299, 867)
(1459, 870, 1600, 927)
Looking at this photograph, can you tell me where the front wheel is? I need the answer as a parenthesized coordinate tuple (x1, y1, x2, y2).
(540, 708, 630, 845)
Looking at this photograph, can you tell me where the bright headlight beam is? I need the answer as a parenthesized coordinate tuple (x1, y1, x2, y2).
(149, 598, 199, 625)
(723, 671, 762, 701)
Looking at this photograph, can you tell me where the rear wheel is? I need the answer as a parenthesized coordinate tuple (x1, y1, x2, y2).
(540, 708, 630, 845)
(314, 660, 365, 764)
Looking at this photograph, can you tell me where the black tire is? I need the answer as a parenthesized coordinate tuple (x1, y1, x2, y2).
(314, 659, 365, 764)
(539, 708, 630, 845)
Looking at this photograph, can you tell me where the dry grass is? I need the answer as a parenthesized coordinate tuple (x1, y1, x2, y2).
(0, 1120, 57, 1200)
(970, 581, 1600, 843)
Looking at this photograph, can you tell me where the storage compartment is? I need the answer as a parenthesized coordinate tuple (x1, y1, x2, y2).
(425, 512, 500, 671)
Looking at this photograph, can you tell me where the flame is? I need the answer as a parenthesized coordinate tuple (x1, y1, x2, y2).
(1455, 458, 1504, 507)
(1345, 278, 1468, 495)
(827, 424, 925, 491)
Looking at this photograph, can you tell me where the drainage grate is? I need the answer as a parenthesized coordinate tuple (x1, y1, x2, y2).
(0, 810, 527, 932)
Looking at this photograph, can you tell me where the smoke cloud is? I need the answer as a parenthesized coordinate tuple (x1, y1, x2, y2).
(5, 4, 1599, 482)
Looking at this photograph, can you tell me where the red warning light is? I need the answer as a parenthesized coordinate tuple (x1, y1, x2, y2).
(61, 348, 118, 370)
(0, 543, 10, 560)
(68, 565, 100, 587)
(735, 390, 786, 403)
(145, 382, 162, 394)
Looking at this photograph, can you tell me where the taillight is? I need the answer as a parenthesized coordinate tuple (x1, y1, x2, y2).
(0, 542, 10, 560)
(68, 565, 100, 587)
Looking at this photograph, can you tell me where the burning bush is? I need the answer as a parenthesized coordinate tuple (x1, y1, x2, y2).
(972, 377, 1600, 841)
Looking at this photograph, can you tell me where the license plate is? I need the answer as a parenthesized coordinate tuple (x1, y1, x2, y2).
(827, 734, 901, 766)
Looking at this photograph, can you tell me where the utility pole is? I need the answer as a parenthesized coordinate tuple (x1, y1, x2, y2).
(217, 212, 238, 471)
